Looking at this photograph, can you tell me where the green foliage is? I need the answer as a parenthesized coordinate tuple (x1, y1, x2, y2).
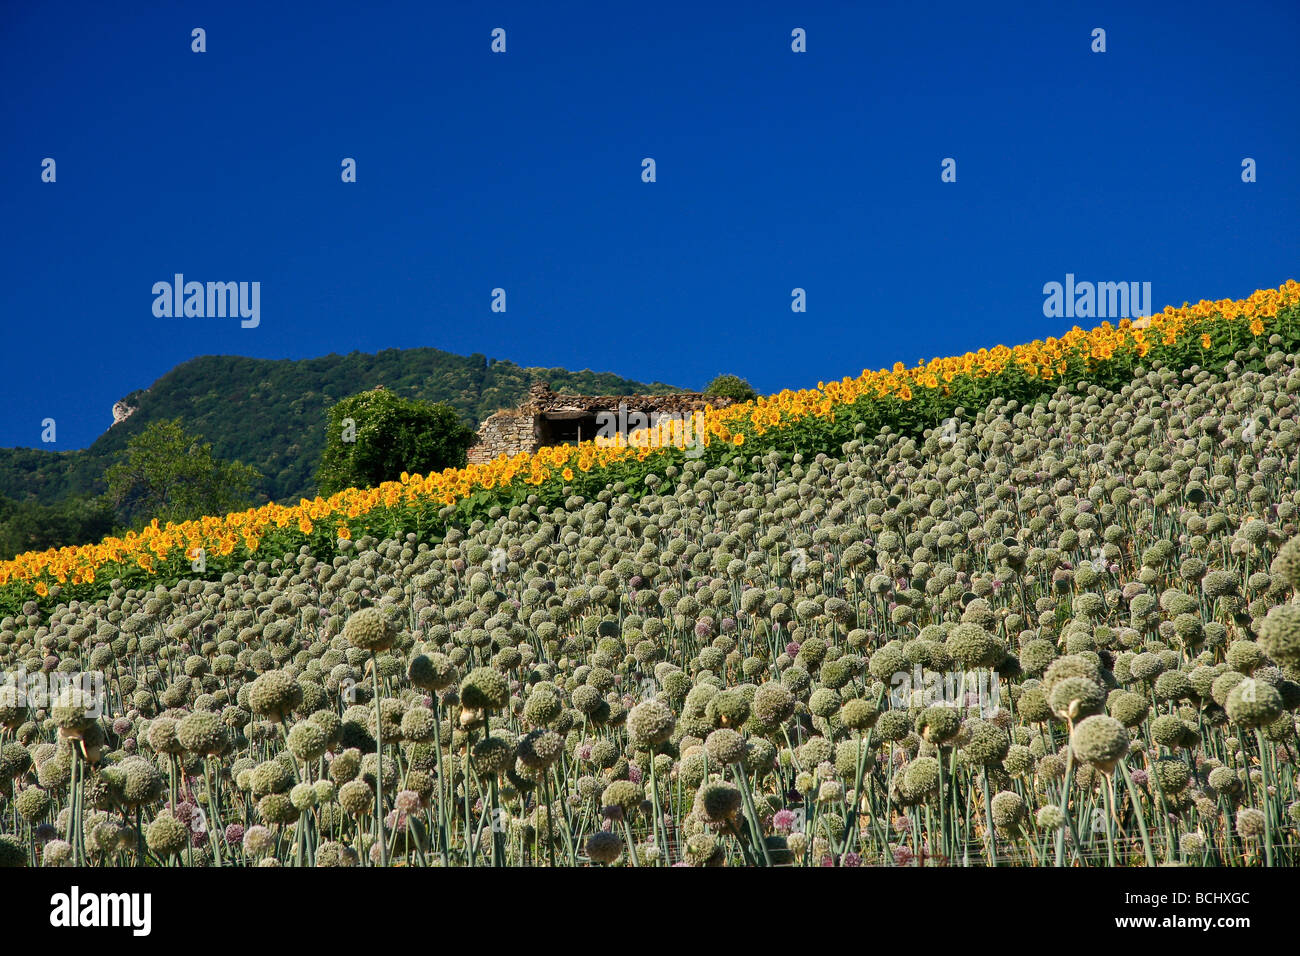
(316, 390, 479, 496)
(0, 495, 116, 560)
(0, 349, 681, 508)
(103, 419, 261, 526)
(705, 374, 757, 404)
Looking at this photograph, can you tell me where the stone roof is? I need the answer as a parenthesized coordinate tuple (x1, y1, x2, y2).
(524, 382, 727, 417)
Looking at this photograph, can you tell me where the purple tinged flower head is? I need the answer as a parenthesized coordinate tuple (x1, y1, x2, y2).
(786, 642, 801, 657)
(773, 809, 797, 833)
(224, 823, 245, 845)
(843, 852, 862, 867)
(627, 764, 643, 784)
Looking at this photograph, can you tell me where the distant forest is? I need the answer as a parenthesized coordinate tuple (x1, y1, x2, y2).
(0, 348, 679, 557)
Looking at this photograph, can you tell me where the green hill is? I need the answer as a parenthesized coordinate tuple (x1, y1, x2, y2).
(0, 348, 681, 507)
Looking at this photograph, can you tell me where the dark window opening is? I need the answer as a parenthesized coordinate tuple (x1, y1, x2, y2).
(538, 413, 603, 446)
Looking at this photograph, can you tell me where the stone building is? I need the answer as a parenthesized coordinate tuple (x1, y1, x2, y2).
(467, 382, 731, 464)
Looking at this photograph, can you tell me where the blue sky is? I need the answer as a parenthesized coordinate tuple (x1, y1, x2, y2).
(2, 0, 1297, 450)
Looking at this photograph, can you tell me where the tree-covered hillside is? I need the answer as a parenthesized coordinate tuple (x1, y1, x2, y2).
(0, 349, 680, 507)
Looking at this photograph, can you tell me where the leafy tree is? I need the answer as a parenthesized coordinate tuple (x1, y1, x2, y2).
(705, 374, 758, 404)
(104, 419, 262, 526)
(315, 388, 479, 496)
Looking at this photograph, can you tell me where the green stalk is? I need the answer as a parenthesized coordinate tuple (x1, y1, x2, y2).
(1118, 758, 1156, 867)
(1253, 728, 1275, 868)
(370, 653, 387, 867)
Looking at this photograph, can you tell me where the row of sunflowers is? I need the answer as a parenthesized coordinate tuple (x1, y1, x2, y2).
(3, 280, 1297, 605)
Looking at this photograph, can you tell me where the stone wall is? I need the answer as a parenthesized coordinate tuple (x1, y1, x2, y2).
(466, 407, 539, 464)
(466, 382, 733, 464)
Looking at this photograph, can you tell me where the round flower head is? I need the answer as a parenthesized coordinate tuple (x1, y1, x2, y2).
(329, 748, 362, 785)
(247, 670, 303, 724)
(313, 780, 337, 804)
(337, 778, 375, 819)
(705, 728, 747, 765)
(840, 697, 879, 732)
(43, 840, 73, 866)
(400, 707, 438, 743)
(693, 780, 743, 824)
(459, 667, 509, 711)
(626, 699, 675, 749)
(286, 721, 328, 762)
(1208, 765, 1242, 798)
(289, 782, 318, 812)
(1225, 641, 1266, 674)
(516, 730, 564, 771)
(586, 829, 622, 864)
(1036, 805, 1066, 830)
(1049, 677, 1106, 722)
(242, 824, 275, 858)
(0, 834, 26, 867)
(915, 706, 961, 745)
(962, 719, 1010, 767)
(121, 758, 165, 806)
(601, 779, 643, 817)
(990, 790, 1025, 830)
(51, 686, 96, 737)
(1225, 678, 1284, 728)
(750, 682, 796, 730)
(1070, 715, 1130, 773)
(1108, 691, 1150, 728)
(316, 841, 360, 867)
(259, 793, 299, 826)
(523, 687, 563, 727)
(902, 756, 941, 796)
(343, 607, 395, 653)
(177, 710, 229, 756)
(15, 787, 51, 822)
(407, 653, 457, 691)
(1259, 604, 1300, 667)
(0, 685, 28, 730)
(471, 734, 515, 775)
(145, 811, 189, 858)
(945, 623, 1006, 669)
(1236, 808, 1266, 838)
(1270, 537, 1300, 590)
(146, 717, 184, 756)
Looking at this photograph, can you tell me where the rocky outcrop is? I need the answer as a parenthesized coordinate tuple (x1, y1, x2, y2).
(110, 390, 147, 428)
